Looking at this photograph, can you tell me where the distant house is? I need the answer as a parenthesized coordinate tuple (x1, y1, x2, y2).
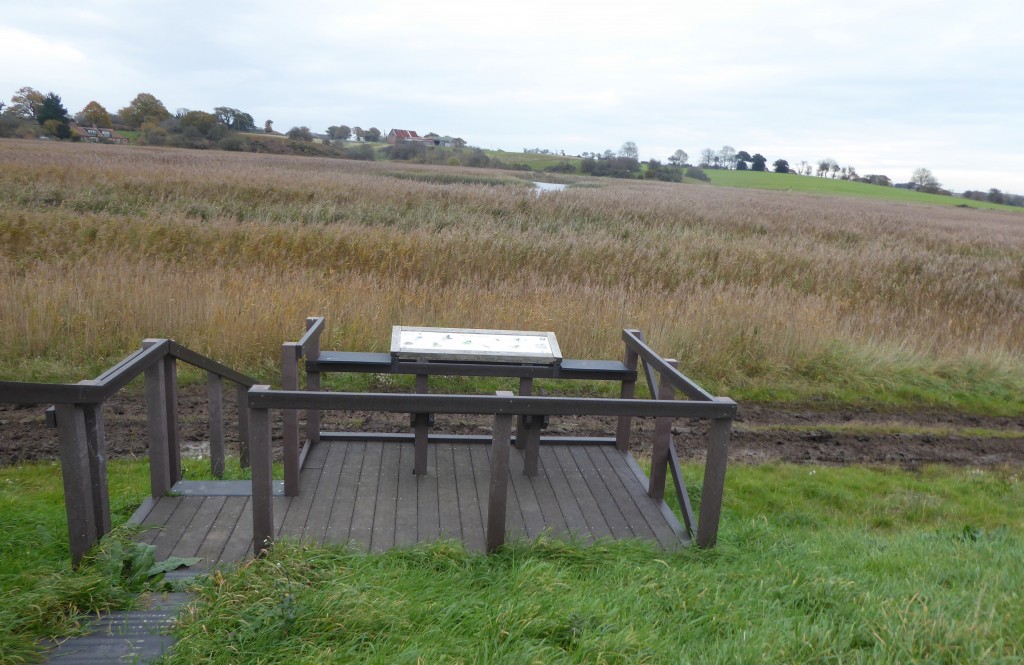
(71, 123, 129, 144)
(387, 128, 438, 146)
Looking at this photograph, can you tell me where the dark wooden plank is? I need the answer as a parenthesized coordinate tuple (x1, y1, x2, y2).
(151, 496, 204, 561)
(395, 444, 419, 547)
(195, 496, 247, 566)
(137, 496, 180, 545)
(417, 443, 440, 544)
(508, 448, 546, 539)
(282, 343, 301, 497)
(303, 442, 347, 544)
(279, 451, 325, 542)
(216, 497, 253, 566)
(273, 495, 290, 538)
(453, 444, 485, 552)
(601, 447, 680, 549)
(143, 348, 171, 498)
(347, 442, 382, 550)
(552, 445, 612, 540)
(325, 441, 366, 546)
(584, 446, 659, 543)
(568, 445, 632, 540)
(172, 495, 227, 559)
(619, 451, 688, 546)
(436, 443, 462, 541)
(539, 447, 590, 541)
(525, 449, 569, 537)
(496, 447, 526, 542)
(55, 403, 98, 566)
(370, 443, 401, 552)
(248, 404, 274, 556)
(303, 440, 329, 469)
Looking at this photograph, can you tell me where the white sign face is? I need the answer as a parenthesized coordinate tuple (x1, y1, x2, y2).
(392, 326, 561, 364)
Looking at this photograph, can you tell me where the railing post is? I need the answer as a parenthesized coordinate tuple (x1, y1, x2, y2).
(615, 329, 642, 451)
(486, 391, 514, 553)
(236, 383, 250, 468)
(163, 355, 181, 485)
(82, 395, 111, 537)
(304, 317, 321, 446)
(282, 342, 301, 496)
(55, 403, 98, 568)
(515, 377, 532, 451)
(648, 359, 677, 502)
(143, 340, 171, 497)
(697, 415, 733, 548)
(413, 374, 429, 475)
(249, 386, 274, 558)
(207, 372, 224, 478)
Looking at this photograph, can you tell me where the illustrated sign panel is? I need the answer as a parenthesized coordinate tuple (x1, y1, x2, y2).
(391, 326, 562, 364)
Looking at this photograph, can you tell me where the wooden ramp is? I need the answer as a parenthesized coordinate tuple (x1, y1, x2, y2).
(131, 441, 687, 569)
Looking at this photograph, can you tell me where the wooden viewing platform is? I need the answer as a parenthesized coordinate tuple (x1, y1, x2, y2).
(1, 318, 736, 568)
(131, 439, 687, 569)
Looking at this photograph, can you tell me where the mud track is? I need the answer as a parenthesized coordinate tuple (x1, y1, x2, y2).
(2, 385, 1022, 469)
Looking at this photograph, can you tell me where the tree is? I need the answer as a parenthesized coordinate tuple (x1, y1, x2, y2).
(735, 150, 751, 170)
(910, 168, 940, 192)
(9, 86, 44, 119)
(452, 137, 467, 149)
(830, 162, 841, 178)
(699, 148, 716, 168)
(987, 188, 1004, 204)
(772, 159, 790, 174)
(718, 145, 737, 169)
(264, 119, 274, 134)
(619, 141, 638, 159)
(36, 92, 69, 126)
(364, 127, 382, 142)
(846, 165, 858, 180)
(180, 110, 218, 135)
(79, 101, 112, 127)
(751, 153, 767, 171)
(817, 158, 837, 177)
(213, 107, 256, 132)
(668, 149, 688, 166)
(118, 93, 170, 129)
(286, 126, 313, 141)
(351, 126, 364, 141)
(327, 125, 351, 140)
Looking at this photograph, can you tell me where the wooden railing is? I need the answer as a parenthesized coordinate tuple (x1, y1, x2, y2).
(0, 342, 257, 566)
(245, 385, 737, 557)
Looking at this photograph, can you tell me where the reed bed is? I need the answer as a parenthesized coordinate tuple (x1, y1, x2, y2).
(1, 141, 1022, 410)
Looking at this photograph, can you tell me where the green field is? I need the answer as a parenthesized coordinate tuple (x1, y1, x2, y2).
(704, 169, 1020, 211)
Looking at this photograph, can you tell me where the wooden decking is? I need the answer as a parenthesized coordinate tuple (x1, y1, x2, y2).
(132, 441, 688, 569)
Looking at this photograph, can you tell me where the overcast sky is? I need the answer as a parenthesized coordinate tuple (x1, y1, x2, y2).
(4, 0, 1022, 192)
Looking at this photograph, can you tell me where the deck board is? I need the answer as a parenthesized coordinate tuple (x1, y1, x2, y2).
(133, 441, 687, 570)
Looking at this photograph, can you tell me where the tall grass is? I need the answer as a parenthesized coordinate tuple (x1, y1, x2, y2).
(2, 141, 1023, 411)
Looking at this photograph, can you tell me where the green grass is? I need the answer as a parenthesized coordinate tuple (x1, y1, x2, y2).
(483, 149, 582, 170)
(704, 170, 1022, 211)
(3, 458, 1023, 663)
(160, 463, 1022, 664)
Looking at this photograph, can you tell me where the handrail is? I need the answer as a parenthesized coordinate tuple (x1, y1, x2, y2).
(167, 341, 257, 387)
(296, 316, 325, 360)
(622, 329, 714, 401)
(247, 388, 737, 419)
(0, 340, 258, 406)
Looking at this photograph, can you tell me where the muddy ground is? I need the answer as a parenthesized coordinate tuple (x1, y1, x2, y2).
(1, 385, 1022, 468)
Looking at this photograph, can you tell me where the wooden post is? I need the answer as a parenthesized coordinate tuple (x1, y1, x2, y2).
(515, 377, 532, 450)
(696, 416, 733, 548)
(55, 403, 98, 568)
(143, 340, 171, 498)
(249, 386, 274, 558)
(207, 372, 224, 478)
(83, 400, 111, 537)
(648, 360, 677, 502)
(615, 329, 641, 451)
(486, 391, 514, 553)
(236, 383, 250, 469)
(163, 355, 181, 485)
(413, 374, 429, 475)
(282, 342, 301, 496)
(304, 317, 321, 446)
